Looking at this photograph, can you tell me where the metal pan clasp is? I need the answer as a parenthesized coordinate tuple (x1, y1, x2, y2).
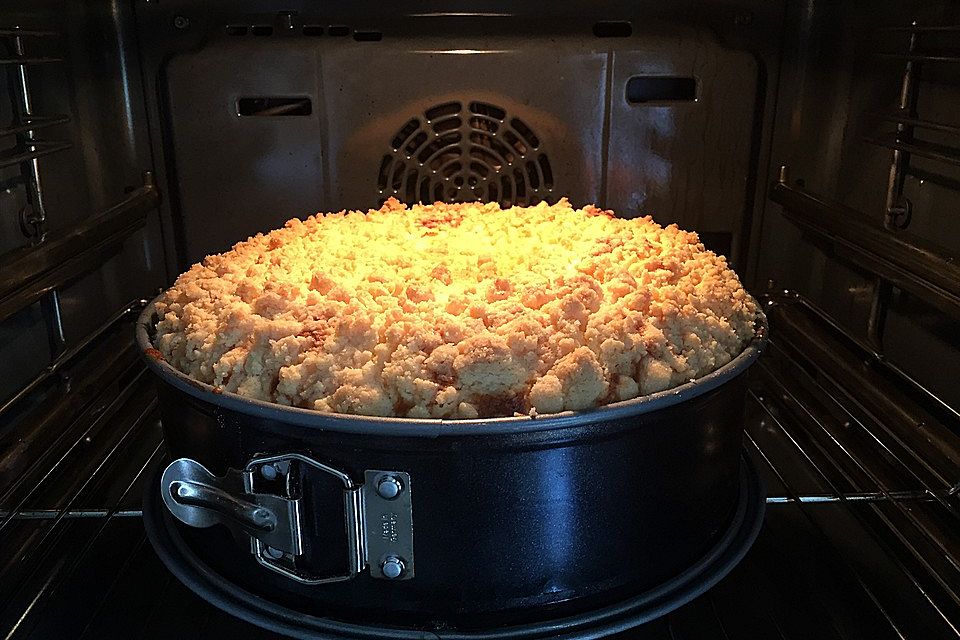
(159, 454, 414, 584)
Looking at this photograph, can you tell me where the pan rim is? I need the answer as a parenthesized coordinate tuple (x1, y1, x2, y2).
(137, 295, 768, 436)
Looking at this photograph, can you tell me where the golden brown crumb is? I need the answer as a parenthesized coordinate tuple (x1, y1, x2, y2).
(153, 198, 758, 418)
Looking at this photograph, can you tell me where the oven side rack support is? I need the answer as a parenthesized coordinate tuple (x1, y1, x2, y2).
(770, 167, 960, 321)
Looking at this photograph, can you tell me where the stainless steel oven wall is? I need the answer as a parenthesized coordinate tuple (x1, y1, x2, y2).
(134, 1, 782, 269)
(0, 1, 164, 405)
(756, 0, 960, 410)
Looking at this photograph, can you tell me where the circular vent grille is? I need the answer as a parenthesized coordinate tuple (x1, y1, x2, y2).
(377, 101, 554, 207)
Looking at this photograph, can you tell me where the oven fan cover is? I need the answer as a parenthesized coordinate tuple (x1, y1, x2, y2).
(377, 100, 555, 207)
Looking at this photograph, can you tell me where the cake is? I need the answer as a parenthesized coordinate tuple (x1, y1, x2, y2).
(151, 198, 758, 419)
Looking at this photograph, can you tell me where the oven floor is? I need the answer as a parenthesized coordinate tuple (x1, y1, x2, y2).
(1, 298, 958, 639)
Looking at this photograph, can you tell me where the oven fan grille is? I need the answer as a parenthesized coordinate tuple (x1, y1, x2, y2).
(377, 101, 555, 208)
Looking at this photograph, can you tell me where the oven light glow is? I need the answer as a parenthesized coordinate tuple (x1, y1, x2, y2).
(409, 12, 513, 17)
(413, 49, 513, 55)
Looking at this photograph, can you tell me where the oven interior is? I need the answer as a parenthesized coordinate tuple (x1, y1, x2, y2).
(1, 1, 958, 638)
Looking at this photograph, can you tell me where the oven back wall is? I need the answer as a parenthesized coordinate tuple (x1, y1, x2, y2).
(146, 5, 765, 267)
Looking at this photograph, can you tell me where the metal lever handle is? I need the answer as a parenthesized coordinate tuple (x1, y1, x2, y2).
(168, 480, 277, 532)
(160, 457, 302, 555)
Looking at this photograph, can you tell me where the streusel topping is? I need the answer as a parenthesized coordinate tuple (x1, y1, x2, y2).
(153, 198, 758, 418)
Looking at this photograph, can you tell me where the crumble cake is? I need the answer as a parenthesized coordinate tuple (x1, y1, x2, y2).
(152, 198, 758, 419)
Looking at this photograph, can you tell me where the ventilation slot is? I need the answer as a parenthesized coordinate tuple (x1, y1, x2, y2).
(353, 30, 382, 42)
(513, 169, 526, 200)
(391, 119, 419, 150)
(377, 155, 393, 190)
(626, 76, 697, 103)
(538, 154, 554, 189)
(469, 116, 498, 133)
(237, 97, 312, 116)
(433, 117, 461, 134)
(469, 102, 506, 120)
(470, 145, 503, 171)
(510, 118, 539, 148)
(302, 25, 323, 36)
(500, 176, 513, 206)
(404, 168, 419, 203)
(328, 25, 350, 36)
(426, 102, 461, 121)
(526, 161, 540, 189)
(379, 100, 556, 206)
(593, 21, 632, 38)
(226, 25, 247, 36)
(419, 133, 461, 166)
(405, 131, 428, 155)
(251, 25, 273, 36)
(443, 162, 463, 180)
(390, 162, 404, 192)
(503, 130, 528, 155)
(470, 161, 490, 178)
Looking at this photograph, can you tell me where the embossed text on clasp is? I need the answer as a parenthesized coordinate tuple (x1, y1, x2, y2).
(380, 512, 399, 543)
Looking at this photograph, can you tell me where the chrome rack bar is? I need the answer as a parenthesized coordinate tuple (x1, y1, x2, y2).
(745, 413, 951, 628)
(766, 301, 960, 495)
(0, 385, 157, 536)
(875, 52, 960, 63)
(0, 437, 163, 629)
(766, 487, 957, 504)
(863, 135, 960, 169)
(0, 172, 158, 323)
(0, 115, 70, 138)
(875, 25, 960, 33)
(751, 384, 960, 618)
(10, 29, 66, 355)
(865, 111, 960, 137)
(0, 298, 149, 418)
(0, 28, 58, 37)
(0, 510, 143, 519)
(758, 348, 960, 528)
(764, 291, 960, 425)
(0, 140, 72, 169)
(881, 28, 920, 231)
(0, 56, 63, 65)
(908, 165, 960, 192)
(770, 168, 960, 319)
(751, 347, 960, 600)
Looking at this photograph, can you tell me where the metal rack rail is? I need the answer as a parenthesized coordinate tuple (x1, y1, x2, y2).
(823, 19, 960, 363)
(863, 134, 960, 169)
(747, 299, 960, 638)
(865, 111, 960, 136)
(0, 26, 160, 409)
(0, 298, 150, 417)
(1, 27, 71, 238)
(867, 20, 960, 222)
(1, 26, 72, 360)
(0, 115, 69, 137)
(0, 174, 158, 323)
(769, 172, 960, 320)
